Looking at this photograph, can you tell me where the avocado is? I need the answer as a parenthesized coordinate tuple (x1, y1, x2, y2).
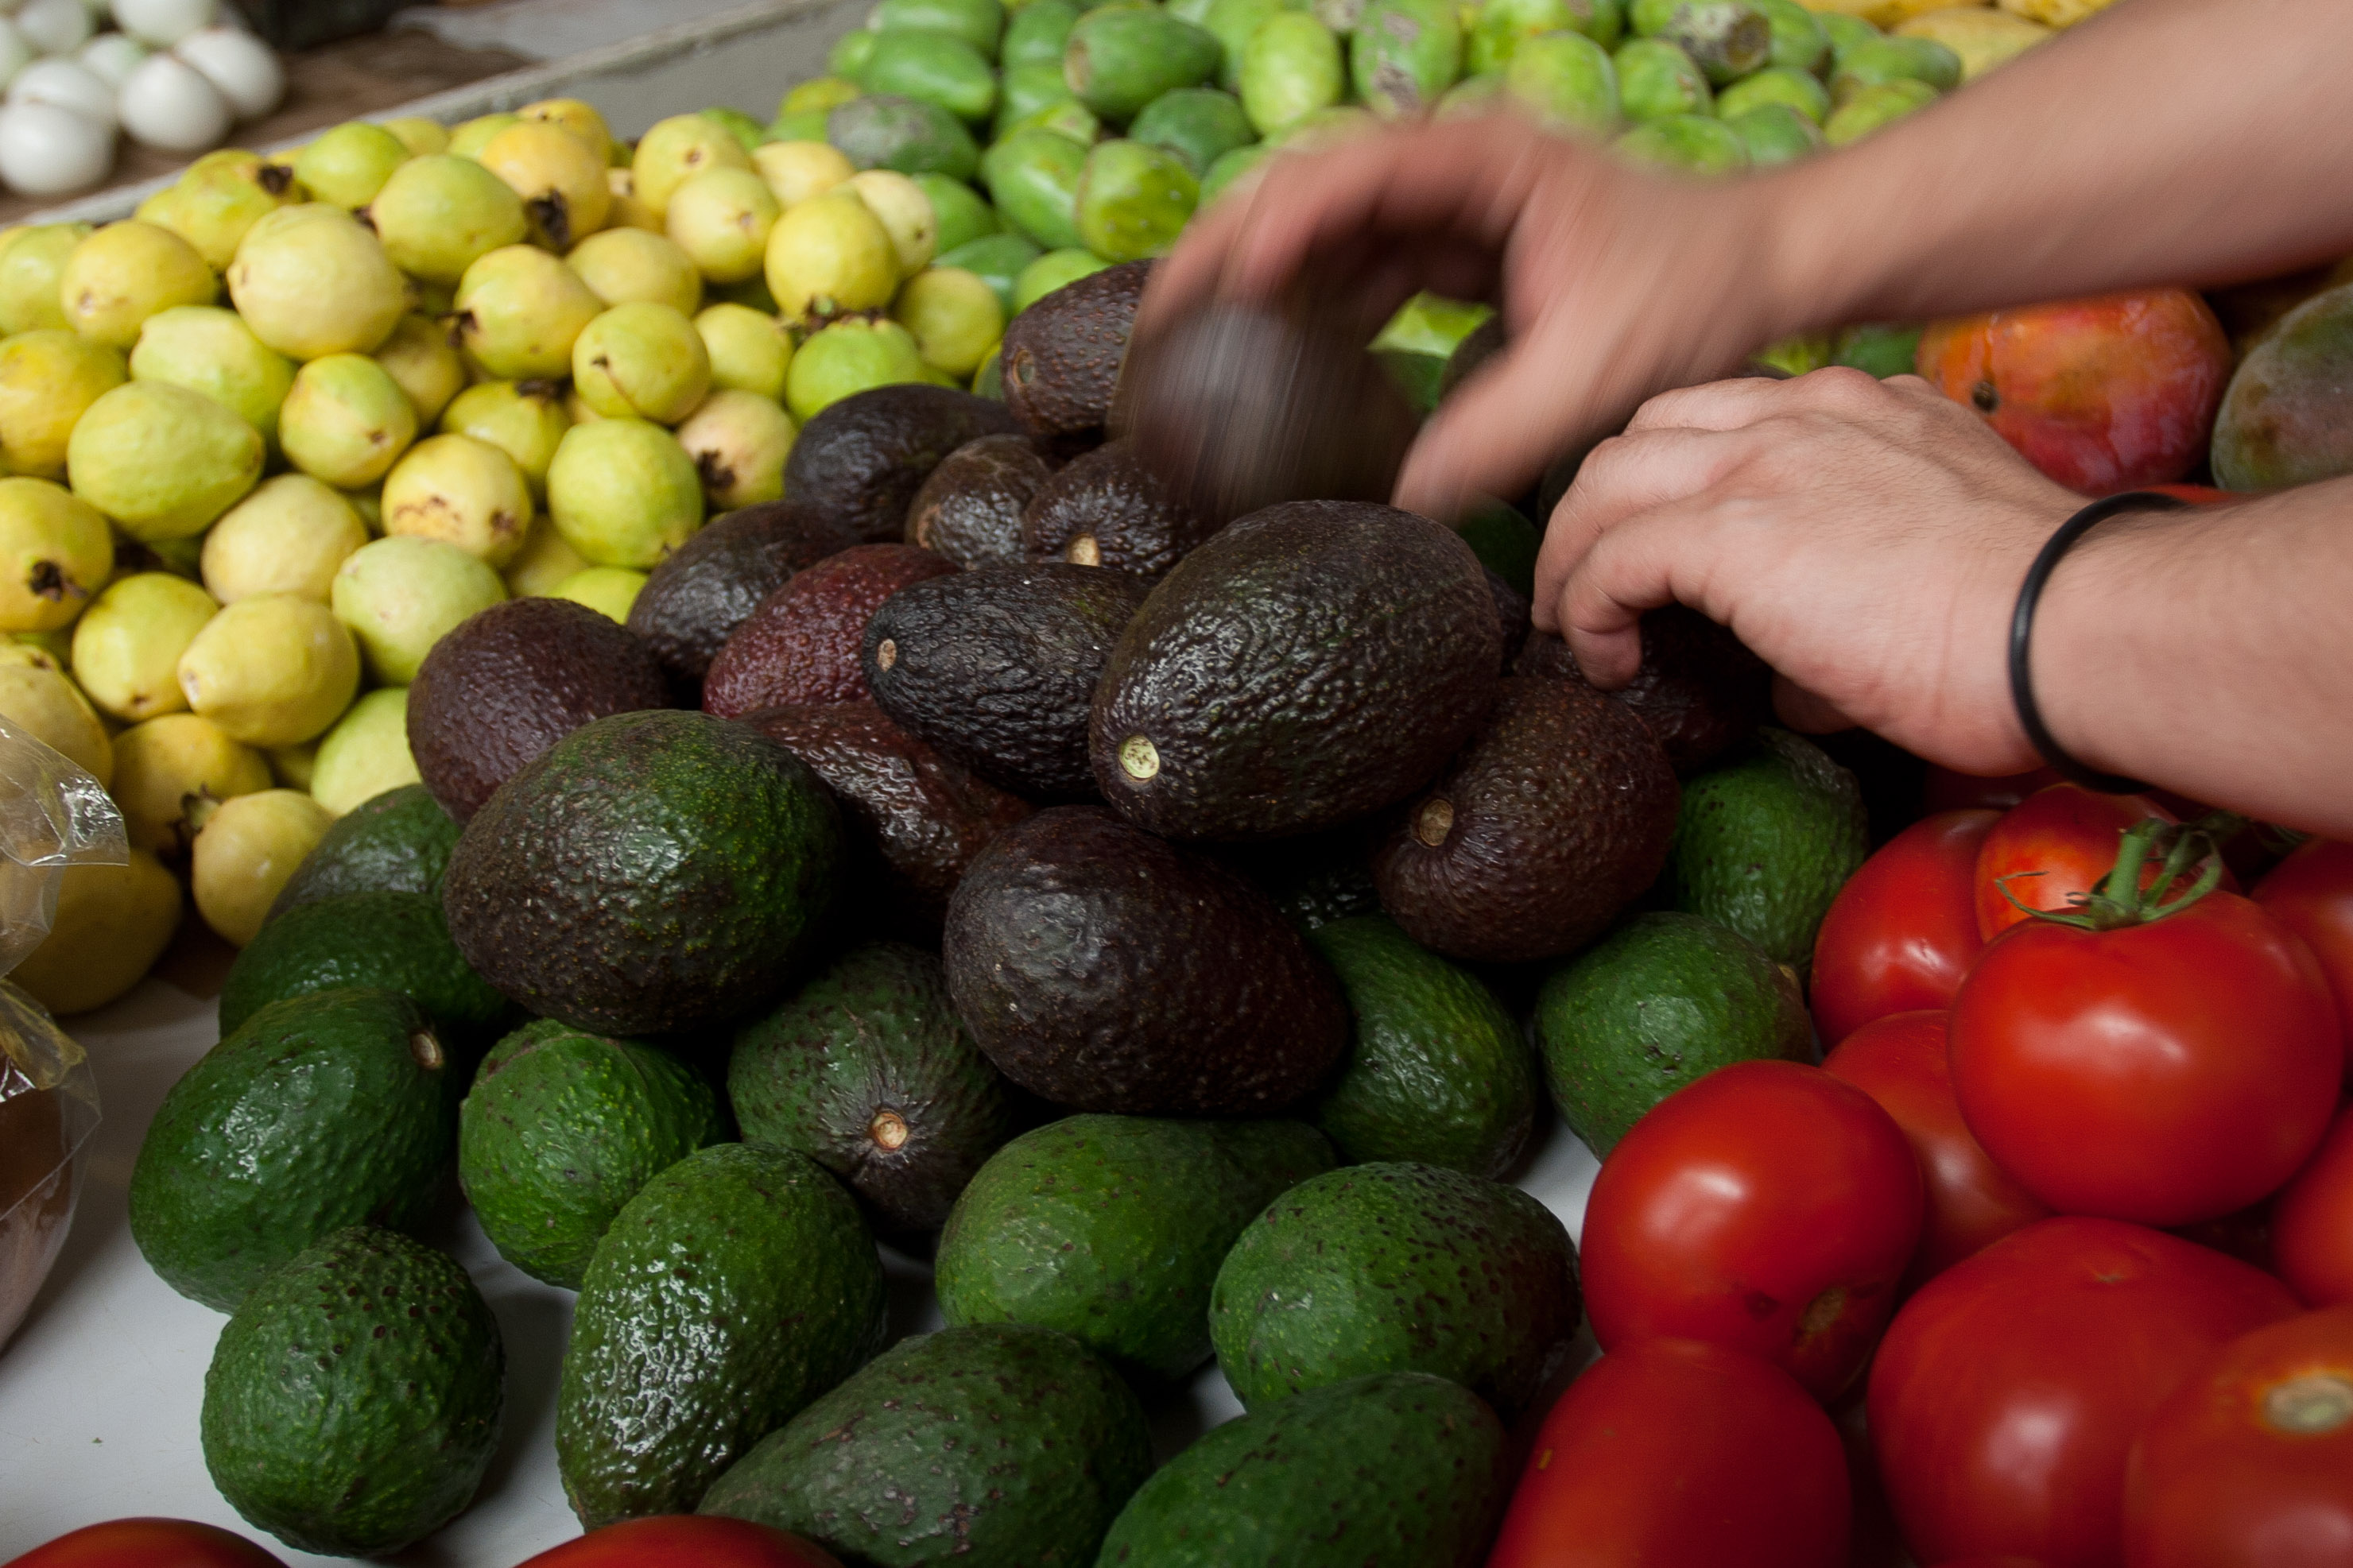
(219, 889, 513, 1046)
(863, 559, 1152, 800)
(266, 783, 459, 920)
(998, 258, 1150, 443)
(1210, 1160, 1579, 1414)
(1664, 726, 1869, 978)
(1307, 915, 1537, 1178)
(130, 989, 458, 1311)
(1535, 910, 1810, 1156)
(828, 93, 983, 180)
(1129, 86, 1254, 176)
(744, 703, 1032, 937)
(1374, 675, 1678, 963)
(943, 806, 1348, 1113)
(781, 384, 1024, 544)
(1459, 496, 1538, 600)
(1020, 438, 1215, 578)
(1515, 603, 1773, 774)
(1236, 821, 1383, 931)
(407, 596, 673, 823)
(903, 432, 1054, 569)
(934, 1113, 1334, 1378)
(701, 543, 958, 718)
(458, 1019, 727, 1288)
(1090, 501, 1499, 842)
(730, 942, 1018, 1233)
(201, 1226, 502, 1558)
(442, 710, 843, 1036)
(1094, 1372, 1513, 1567)
(627, 501, 860, 701)
(700, 1324, 1152, 1564)
(1486, 564, 1532, 668)
(1065, 8, 1220, 118)
(558, 1141, 889, 1526)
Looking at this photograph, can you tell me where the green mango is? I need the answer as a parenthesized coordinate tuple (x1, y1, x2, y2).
(1434, 70, 1507, 116)
(1351, 0, 1463, 118)
(1003, 96, 1105, 143)
(875, 0, 1009, 56)
(829, 93, 983, 176)
(1199, 141, 1272, 203)
(1465, 0, 1619, 75)
(1012, 247, 1114, 312)
(1615, 36, 1710, 119)
(1004, 0, 1083, 65)
(939, 230, 1045, 314)
(982, 126, 1092, 247)
(1823, 75, 1934, 144)
(1064, 8, 1223, 120)
(1239, 11, 1345, 135)
(830, 29, 878, 76)
(914, 172, 1002, 250)
(1169, 0, 1219, 20)
(1746, 0, 1826, 73)
(1831, 321, 1924, 379)
(1615, 110, 1747, 173)
(1130, 86, 1257, 172)
(1816, 10, 1879, 60)
(1204, 0, 1293, 90)
(1830, 33, 1960, 100)
(1505, 29, 1618, 134)
(995, 60, 1083, 133)
(1629, 0, 1768, 83)
(859, 29, 1000, 122)
(1076, 138, 1200, 261)
(1715, 61, 1828, 122)
(1726, 101, 1819, 165)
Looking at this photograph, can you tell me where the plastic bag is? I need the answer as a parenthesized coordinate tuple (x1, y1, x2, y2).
(0, 714, 126, 1351)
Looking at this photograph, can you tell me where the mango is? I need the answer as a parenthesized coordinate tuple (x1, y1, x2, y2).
(1822, 75, 1935, 143)
(1240, 12, 1346, 135)
(1727, 102, 1820, 165)
(1076, 139, 1199, 261)
(2212, 283, 2353, 493)
(1894, 6, 2049, 77)
(1615, 111, 1748, 174)
(1614, 36, 1709, 120)
(828, 94, 983, 180)
(1065, 8, 1223, 120)
(1130, 87, 1255, 174)
(859, 29, 1001, 123)
(982, 127, 1091, 250)
(1351, 0, 1463, 118)
(1715, 62, 1829, 123)
(1506, 30, 1619, 134)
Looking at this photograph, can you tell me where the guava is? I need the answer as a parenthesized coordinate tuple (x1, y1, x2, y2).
(0, 329, 123, 476)
(500, 517, 591, 598)
(177, 594, 361, 749)
(0, 224, 86, 334)
(226, 203, 409, 360)
(374, 313, 468, 426)
(109, 712, 272, 858)
(447, 112, 521, 161)
(632, 114, 754, 221)
(127, 305, 293, 440)
(279, 354, 420, 490)
(675, 389, 795, 510)
(70, 571, 219, 722)
(201, 474, 370, 605)
(665, 167, 781, 285)
(572, 302, 714, 424)
(0, 661, 111, 785)
(518, 96, 615, 165)
(892, 265, 1003, 376)
(766, 191, 900, 320)
(785, 316, 928, 423)
(150, 152, 300, 271)
(752, 139, 855, 207)
(308, 686, 421, 817)
(192, 787, 337, 945)
(68, 381, 263, 541)
(847, 168, 940, 277)
(551, 565, 648, 623)
(366, 154, 529, 285)
(440, 379, 573, 498)
(292, 121, 413, 210)
(452, 243, 603, 380)
(479, 119, 614, 250)
(696, 302, 793, 401)
(545, 418, 705, 567)
(331, 534, 507, 684)
(59, 220, 217, 348)
(0, 477, 110, 633)
(382, 432, 536, 567)
(566, 227, 704, 314)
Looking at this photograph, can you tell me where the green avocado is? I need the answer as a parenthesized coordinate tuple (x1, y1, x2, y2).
(1128, 85, 1254, 174)
(458, 1020, 727, 1289)
(934, 1113, 1334, 1379)
(829, 93, 984, 179)
(1456, 497, 1540, 598)
(201, 1227, 502, 1558)
(219, 889, 512, 1048)
(700, 1325, 1152, 1565)
(557, 1142, 889, 1526)
(1064, 7, 1222, 121)
(266, 784, 459, 919)
(130, 989, 459, 1311)
(875, 0, 1007, 57)
(859, 29, 1001, 123)
(982, 126, 1091, 250)
(1004, 0, 1083, 68)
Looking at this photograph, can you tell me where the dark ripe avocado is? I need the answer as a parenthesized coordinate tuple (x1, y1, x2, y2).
(1093, 1372, 1513, 1568)
(1020, 438, 1215, 579)
(407, 596, 671, 823)
(742, 703, 1031, 937)
(266, 784, 458, 920)
(903, 432, 1052, 569)
(701, 544, 956, 718)
(1374, 676, 1678, 964)
(998, 258, 1150, 441)
(781, 384, 1022, 544)
(1209, 1161, 1580, 1415)
(219, 889, 512, 1047)
(700, 1325, 1152, 1566)
(941, 806, 1347, 1115)
(1516, 603, 1773, 774)
(627, 501, 860, 699)
(863, 559, 1152, 801)
(441, 710, 843, 1036)
(1231, 820, 1382, 932)
(1485, 564, 1532, 668)
(1090, 501, 1501, 842)
(129, 989, 458, 1311)
(728, 942, 1018, 1234)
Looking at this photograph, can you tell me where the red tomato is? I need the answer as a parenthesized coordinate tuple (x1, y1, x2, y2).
(2122, 1307, 2353, 1566)
(1812, 812, 1996, 1046)
(1823, 1012, 2051, 1286)
(1924, 765, 2061, 815)
(1580, 1060, 1924, 1403)
(2274, 1102, 2353, 1308)
(2142, 482, 2236, 504)
(1973, 784, 2174, 940)
(1868, 1217, 2299, 1567)
(1950, 889, 2340, 1227)
(1487, 1339, 1848, 1568)
(2256, 838, 2353, 1075)
(513, 1517, 845, 1568)
(2, 1520, 285, 1568)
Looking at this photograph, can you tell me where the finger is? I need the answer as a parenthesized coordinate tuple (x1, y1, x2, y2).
(1554, 488, 1741, 684)
(1529, 426, 1760, 628)
(1624, 366, 1903, 435)
(1773, 673, 1860, 735)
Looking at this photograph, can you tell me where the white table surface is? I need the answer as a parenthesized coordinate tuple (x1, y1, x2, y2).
(0, 978, 1602, 1566)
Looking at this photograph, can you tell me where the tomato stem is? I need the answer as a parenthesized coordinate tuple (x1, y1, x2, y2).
(2021, 811, 2241, 932)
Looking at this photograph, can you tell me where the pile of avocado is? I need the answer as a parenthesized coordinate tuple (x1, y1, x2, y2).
(126, 210, 1872, 1567)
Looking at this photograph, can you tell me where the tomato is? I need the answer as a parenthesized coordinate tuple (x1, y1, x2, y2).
(2256, 838, 2353, 1075)
(2142, 482, 2236, 504)
(1950, 889, 2340, 1226)
(2122, 1307, 2353, 1566)
(2274, 1102, 2353, 1308)
(1973, 784, 2175, 940)
(1924, 764, 2062, 815)
(1823, 1012, 2051, 1287)
(1868, 1218, 2299, 1567)
(513, 1517, 845, 1567)
(1486, 1339, 1848, 1568)
(1580, 1060, 1924, 1403)
(2, 1520, 285, 1568)
(1811, 812, 1995, 1046)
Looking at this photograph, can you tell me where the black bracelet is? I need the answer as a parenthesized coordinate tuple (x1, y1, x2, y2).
(2009, 490, 2189, 796)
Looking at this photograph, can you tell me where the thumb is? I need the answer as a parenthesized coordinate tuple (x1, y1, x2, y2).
(1394, 323, 1603, 521)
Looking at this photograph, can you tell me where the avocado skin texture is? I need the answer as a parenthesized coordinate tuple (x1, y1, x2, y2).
(1535, 911, 1811, 1158)
(1233, 821, 1383, 932)
(459, 1020, 727, 1289)
(998, 259, 1150, 442)
(904, 432, 1052, 569)
(202, 1226, 503, 1558)
(266, 784, 458, 920)
(628, 500, 859, 701)
(1020, 439, 1215, 580)
(943, 805, 1349, 1114)
(219, 889, 514, 1047)
(700, 1324, 1152, 1564)
(130, 989, 458, 1311)
(1306, 915, 1537, 1179)
(1374, 675, 1679, 963)
(1664, 726, 1870, 978)
(702, 544, 959, 718)
(781, 384, 1024, 544)
(730, 941, 1018, 1234)
(443, 710, 844, 1036)
(557, 1141, 888, 1527)
(1091, 500, 1500, 842)
(863, 559, 1152, 800)
(1517, 604, 1773, 774)
(934, 1113, 1333, 1379)
(1094, 1372, 1513, 1568)
(1211, 1161, 1579, 1416)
